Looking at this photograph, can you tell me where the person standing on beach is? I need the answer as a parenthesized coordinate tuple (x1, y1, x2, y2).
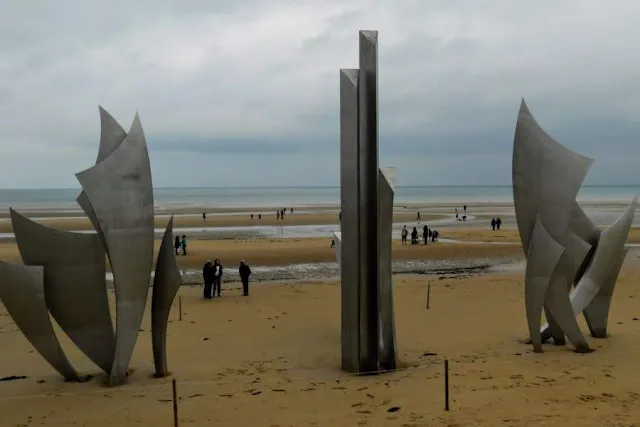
(202, 260, 214, 299)
(290, 208, 294, 214)
(417, 211, 421, 223)
(174, 236, 181, 255)
(258, 214, 262, 220)
(496, 217, 502, 230)
(239, 260, 252, 296)
(202, 212, 207, 222)
(411, 227, 418, 244)
(423, 225, 429, 245)
(181, 235, 188, 256)
(463, 204, 467, 213)
(401, 226, 408, 244)
(251, 214, 254, 220)
(491, 218, 496, 231)
(212, 258, 223, 297)
(281, 209, 285, 219)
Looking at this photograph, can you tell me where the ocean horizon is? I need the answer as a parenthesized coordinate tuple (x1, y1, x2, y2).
(0, 185, 637, 210)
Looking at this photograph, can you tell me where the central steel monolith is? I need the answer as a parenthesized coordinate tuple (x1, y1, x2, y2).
(339, 30, 396, 374)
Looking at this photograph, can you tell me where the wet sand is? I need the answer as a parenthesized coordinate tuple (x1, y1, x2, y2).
(442, 226, 640, 244)
(1, 265, 639, 426)
(0, 236, 523, 271)
(0, 211, 443, 233)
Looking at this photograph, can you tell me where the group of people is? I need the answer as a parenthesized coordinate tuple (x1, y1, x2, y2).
(455, 205, 468, 221)
(491, 217, 502, 230)
(174, 235, 188, 255)
(401, 225, 439, 244)
(276, 208, 293, 220)
(202, 259, 253, 298)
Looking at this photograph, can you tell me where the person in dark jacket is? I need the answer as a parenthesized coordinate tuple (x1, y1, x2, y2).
(212, 258, 223, 297)
(174, 236, 181, 255)
(411, 227, 419, 244)
(423, 225, 429, 245)
(239, 260, 252, 296)
(496, 217, 502, 230)
(202, 260, 214, 299)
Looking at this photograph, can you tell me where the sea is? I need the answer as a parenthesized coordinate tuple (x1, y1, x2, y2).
(0, 185, 637, 211)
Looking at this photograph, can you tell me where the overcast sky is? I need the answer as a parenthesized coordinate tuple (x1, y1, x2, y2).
(0, 0, 639, 188)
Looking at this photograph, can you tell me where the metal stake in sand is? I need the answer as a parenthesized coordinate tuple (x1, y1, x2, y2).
(427, 283, 431, 309)
(444, 359, 450, 411)
(178, 296, 182, 321)
(172, 378, 179, 426)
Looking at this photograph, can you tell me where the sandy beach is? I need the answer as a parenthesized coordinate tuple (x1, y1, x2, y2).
(1, 262, 639, 426)
(0, 202, 639, 426)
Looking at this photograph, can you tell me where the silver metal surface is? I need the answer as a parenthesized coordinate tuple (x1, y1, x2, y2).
(75, 113, 154, 386)
(339, 68, 361, 373)
(10, 209, 115, 374)
(338, 31, 396, 373)
(357, 30, 380, 373)
(151, 217, 183, 378)
(513, 99, 596, 353)
(582, 197, 636, 337)
(377, 167, 396, 370)
(524, 218, 565, 352)
(332, 231, 342, 269)
(77, 106, 128, 247)
(0, 261, 80, 381)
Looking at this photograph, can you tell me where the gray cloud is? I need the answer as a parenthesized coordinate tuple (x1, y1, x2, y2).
(0, 0, 639, 188)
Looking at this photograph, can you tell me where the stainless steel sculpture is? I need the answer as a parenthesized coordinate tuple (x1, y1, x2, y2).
(76, 113, 154, 385)
(151, 217, 183, 378)
(513, 99, 636, 352)
(0, 107, 181, 385)
(338, 30, 397, 373)
(77, 106, 128, 250)
(0, 261, 80, 381)
(10, 209, 115, 375)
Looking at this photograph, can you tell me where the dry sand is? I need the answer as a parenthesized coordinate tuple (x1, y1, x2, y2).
(1, 263, 639, 426)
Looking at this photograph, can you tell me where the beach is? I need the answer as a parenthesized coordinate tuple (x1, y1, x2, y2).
(0, 198, 639, 426)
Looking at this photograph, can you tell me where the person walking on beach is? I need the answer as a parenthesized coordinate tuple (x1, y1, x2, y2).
(463, 204, 467, 213)
(491, 218, 496, 231)
(423, 225, 429, 245)
(239, 260, 252, 296)
(290, 208, 294, 215)
(281, 209, 285, 219)
(417, 211, 421, 223)
(181, 235, 188, 256)
(258, 214, 262, 220)
(251, 214, 254, 220)
(212, 258, 223, 297)
(401, 226, 408, 244)
(202, 212, 207, 222)
(202, 260, 214, 299)
(496, 217, 502, 230)
(411, 227, 418, 244)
